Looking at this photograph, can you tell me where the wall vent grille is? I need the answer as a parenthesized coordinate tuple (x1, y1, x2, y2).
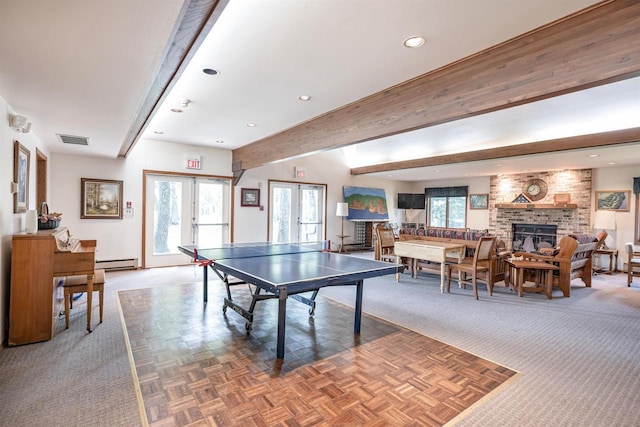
(57, 133, 90, 146)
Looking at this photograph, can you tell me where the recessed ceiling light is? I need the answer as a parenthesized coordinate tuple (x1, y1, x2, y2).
(588, 154, 599, 157)
(403, 36, 426, 48)
(246, 123, 256, 127)
(298, 95, 311, 101)
(215, 140, 224, 144)
(203, 68, 219, 75)
(153, 130, 164, 134)
(171, 108, 183, 113)
(607, 162, 616, 165)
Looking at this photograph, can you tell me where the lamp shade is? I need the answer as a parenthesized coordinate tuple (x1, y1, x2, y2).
(592, 210, 616, 230)
(336, 202, 349, 217)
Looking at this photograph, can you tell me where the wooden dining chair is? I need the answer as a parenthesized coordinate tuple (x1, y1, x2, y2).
(376, 225, 397, 263)
(625, 243, 640, 287)
(446, 236, 496, 300)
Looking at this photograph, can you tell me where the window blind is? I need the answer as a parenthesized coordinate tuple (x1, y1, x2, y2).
(424, 186, 468, 197)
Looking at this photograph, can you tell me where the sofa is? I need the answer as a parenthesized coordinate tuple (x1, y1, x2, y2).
(398, 227, 509, 283)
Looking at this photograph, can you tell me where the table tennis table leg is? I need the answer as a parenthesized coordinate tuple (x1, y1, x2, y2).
(276, 288, 288, 359)
(202, 265, 208, 303)
(354, 280, 363, 334)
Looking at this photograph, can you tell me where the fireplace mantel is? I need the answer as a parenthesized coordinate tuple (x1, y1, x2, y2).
(495, 203, 577, 209)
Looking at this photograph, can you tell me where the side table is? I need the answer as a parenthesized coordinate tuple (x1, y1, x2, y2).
(506, 259, 559, 299)
(593, 248, 618, 274)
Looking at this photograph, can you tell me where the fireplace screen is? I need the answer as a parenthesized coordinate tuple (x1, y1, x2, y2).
(512, 223, 558, 252)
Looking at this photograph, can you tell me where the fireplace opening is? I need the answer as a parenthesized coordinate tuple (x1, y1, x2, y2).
(512, 223, 558, 252)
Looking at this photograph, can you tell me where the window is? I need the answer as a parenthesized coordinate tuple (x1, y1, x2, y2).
(425, 186, 468, 228)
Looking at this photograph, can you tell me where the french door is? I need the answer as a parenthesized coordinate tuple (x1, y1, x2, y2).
(269, 181, 326, 243)
(144, 172, 231, 267)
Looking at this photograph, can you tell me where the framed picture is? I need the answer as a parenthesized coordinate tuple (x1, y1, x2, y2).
(469, 193, 488, 210)
(13, 141, 30, 213)
(241, 188, 260, 207)
(81, 178, 123, 219)
(595, 190, 631, 212)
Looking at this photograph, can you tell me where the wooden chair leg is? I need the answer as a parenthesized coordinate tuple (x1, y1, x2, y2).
(446, 266, 452, 293)
(99, 288, 104, 323)
(472, 275, 479, 300)
(64, 293, 70, 329)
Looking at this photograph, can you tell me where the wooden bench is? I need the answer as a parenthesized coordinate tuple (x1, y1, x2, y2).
(62, 269, 106, 330)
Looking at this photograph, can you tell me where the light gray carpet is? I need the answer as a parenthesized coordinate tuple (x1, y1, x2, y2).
(0, 266, 204, 427)
(1, 261, 639, 426)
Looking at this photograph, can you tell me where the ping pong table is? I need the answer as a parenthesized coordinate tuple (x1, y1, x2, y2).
(178, 241, 401, 359)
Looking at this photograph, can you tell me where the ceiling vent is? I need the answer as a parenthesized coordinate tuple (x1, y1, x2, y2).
(57, 133, 90, 146)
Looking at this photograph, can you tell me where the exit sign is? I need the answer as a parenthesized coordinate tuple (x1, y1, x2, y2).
(185, 156, 201, 170)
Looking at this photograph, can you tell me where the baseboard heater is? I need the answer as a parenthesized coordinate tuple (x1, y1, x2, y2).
(95, 258, 138, 271)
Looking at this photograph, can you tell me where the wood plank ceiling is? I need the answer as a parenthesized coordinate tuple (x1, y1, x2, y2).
(231, 0, 640, 176)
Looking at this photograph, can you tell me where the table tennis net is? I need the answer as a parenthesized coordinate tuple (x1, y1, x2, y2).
(193, 240, 330, 261)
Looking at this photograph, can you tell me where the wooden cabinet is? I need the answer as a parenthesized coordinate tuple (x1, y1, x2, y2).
(9, 227, 95, 345)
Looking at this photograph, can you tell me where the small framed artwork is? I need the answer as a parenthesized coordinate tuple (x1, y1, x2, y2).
(469, 193, 488, 210)
(14, 141, 30, 213)
(595, 190, 631, 212)
(241, 188, 260, 207)
(81, 178, 123, 219)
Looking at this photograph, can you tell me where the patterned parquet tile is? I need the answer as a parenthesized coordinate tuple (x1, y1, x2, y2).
(119, 281, 517, 426)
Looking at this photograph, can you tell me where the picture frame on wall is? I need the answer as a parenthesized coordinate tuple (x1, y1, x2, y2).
(81, 178, 123, 219)
(595, 190, 631, 212)
(469, 193, 488, 210)
(241, 188, 260, 207)
(13, 141, 30, 213)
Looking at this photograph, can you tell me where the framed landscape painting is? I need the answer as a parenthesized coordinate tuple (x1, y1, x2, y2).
(595, 190, 630, 212)
(81, 178, 123, 219)
(13, 141, 30, 213)
(469, 194, 488, 210)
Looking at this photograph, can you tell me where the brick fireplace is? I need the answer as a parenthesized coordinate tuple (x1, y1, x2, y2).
(489, 169, 592, 250)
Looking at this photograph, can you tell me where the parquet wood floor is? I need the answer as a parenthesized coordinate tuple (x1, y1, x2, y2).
(118, 281, 517, 426)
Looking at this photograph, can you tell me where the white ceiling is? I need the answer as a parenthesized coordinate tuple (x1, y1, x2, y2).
(1, 0, 638, 180)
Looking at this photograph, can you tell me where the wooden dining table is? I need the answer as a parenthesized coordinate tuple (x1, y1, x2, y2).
(394, 240, 466, 292)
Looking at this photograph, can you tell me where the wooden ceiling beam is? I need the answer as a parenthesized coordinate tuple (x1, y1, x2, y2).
(119, 0, 230, 158)
(350, 127, 640, 175)
(232, 0, 640, 172)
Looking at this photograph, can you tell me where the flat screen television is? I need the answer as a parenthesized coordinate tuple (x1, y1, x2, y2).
(397, 193, 425, 209)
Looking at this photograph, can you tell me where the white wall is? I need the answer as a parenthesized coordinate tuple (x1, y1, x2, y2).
(50, 138, 233, 262)
(233, 150, 414, 248)
(592, 165, 639, 270)
(1, 95, 52, 343)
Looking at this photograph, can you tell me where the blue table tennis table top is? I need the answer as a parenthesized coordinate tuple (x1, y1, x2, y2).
(178, 241, 401, 359)
(178, 241, 400, 292)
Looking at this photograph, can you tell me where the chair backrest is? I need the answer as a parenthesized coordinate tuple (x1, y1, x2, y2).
(473, 236, 496, 265)
(378, 228, 395, 249)
(626, 242, 635, 258)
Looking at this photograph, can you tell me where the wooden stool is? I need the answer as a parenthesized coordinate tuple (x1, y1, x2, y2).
(63, 269, 106, 330)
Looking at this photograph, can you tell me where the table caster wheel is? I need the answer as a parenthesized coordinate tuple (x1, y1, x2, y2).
(245, 322, 252, 332)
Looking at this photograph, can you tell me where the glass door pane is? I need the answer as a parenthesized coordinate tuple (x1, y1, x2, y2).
(271, 185, 292, 243)
(269, 181, 326, 243)
(194, 178, 230, 247)
(145, 174, 232, 268)
(299, 185, 325, 243)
